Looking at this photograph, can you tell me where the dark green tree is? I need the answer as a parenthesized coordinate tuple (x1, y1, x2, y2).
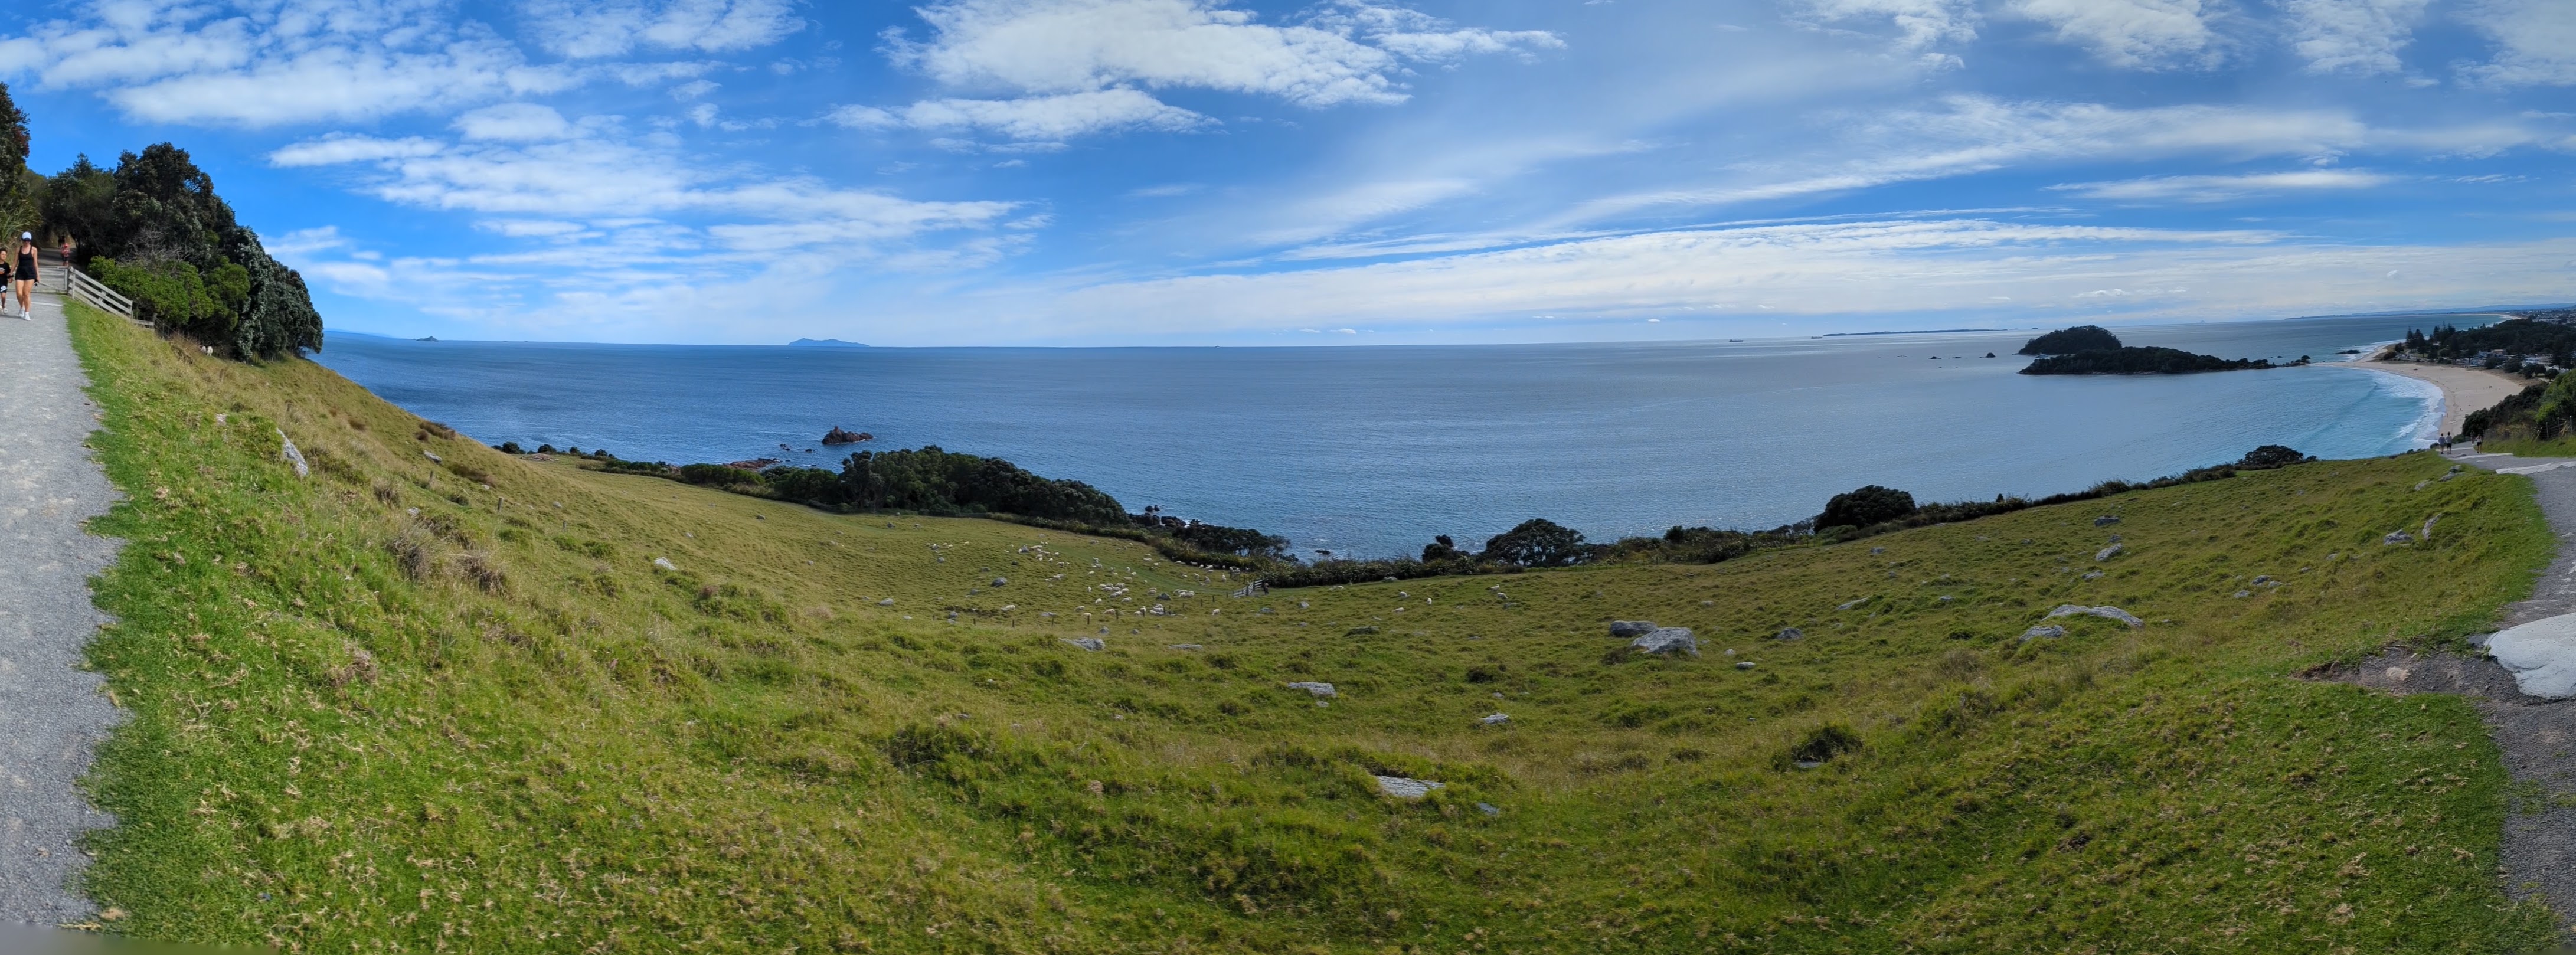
(57, 143, 322, 359)
(0, 83, 34, 241)
(1481, 519, 1587, 567)
(1817, 485, 1917, 530)
(2018, 325, 2123, 355)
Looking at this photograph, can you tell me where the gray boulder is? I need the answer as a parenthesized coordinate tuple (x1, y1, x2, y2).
(1735, 660, 1756, 669)
(2021, 624, 2067, 642)
(1836, 597, 1870, 610)
(2384, 531, 2414, 545)
(2096, 543, 2123, 561)
(2094, 515, 2120, 526)
(1286, 681, 1337, 698)
(652, 557, 676, 571)
(992, 577, 1008, 587)
(1608, 620, 1658, 637)
(1774, 627, 1804, 641)
(1062, 637, 1106, 651)
(1480, 712, 1511, 726)
(2487, 613, 2576, 698)
(1169, 643, 1203, 650)
(1375, 776, 1443, 799)
(1632, 627, 1698, 655)
(277, 429, 308, 479)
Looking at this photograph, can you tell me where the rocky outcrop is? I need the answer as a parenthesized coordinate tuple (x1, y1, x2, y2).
(1374, 776, 1443, 799)
(821, 426, 873, 445)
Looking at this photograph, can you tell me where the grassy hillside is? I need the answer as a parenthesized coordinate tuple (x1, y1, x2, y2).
(67, 303, 2558, 953)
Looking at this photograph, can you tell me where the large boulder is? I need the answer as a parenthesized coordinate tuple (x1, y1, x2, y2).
(2487, 613, 2576, 698)
(1632, 627, 1698, 655)
(1608, 620, 1658, 637)
(1286, 681, 1337, 698)
(1374, 776, 1444, 799)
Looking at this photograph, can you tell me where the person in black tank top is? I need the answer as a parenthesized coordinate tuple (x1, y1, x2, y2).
(12, 233, 34, 320)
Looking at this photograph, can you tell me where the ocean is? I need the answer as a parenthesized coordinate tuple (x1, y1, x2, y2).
(316, 315, 2482, 558)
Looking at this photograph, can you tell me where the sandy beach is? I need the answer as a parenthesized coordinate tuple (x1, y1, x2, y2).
(2359, 352, 2535, 438)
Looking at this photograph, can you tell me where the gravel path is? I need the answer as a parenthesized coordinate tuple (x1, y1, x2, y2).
(0, 289, 122, 925)
(2330, 447, 2576, 936)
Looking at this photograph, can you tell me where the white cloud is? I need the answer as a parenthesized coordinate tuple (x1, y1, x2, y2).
(269, 134, 447, 167)
(1562, 96, 2368, 223)
(1790, 0, 1980, 61)
(2281, 0, 2427, 75)
(2047, 168, 2392, 202)
(2007, 0, 2223, 69)
(985, 219, 2576, 338)
(832, 89, 1209, 140)
(2460, 0, 2576, 86)
(524, 0, 802, 58)
(0, 0, 578, 126)
(453, 103, 575, 141)
(883, 0, 1558, 108)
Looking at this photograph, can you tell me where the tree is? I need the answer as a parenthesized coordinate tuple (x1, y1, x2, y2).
(1817, 485, 1917, 531)
(1481, 519, 1587, 567)
(55, 143, 322, 360)
(2018, 325, 2123, 355)
(2235, 445, 2312, 469)
(0, 83, 34, 243)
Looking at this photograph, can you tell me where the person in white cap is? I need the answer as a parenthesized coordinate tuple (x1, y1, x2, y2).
(11, 232, 34, 320)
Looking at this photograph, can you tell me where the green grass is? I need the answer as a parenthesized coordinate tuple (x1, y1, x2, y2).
(66, 302, 2560, 953)
(2477, 435, 2576, 458)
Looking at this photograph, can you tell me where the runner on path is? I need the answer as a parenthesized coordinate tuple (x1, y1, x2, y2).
(14, 233, 38, 320)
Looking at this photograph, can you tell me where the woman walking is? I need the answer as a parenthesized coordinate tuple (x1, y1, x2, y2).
(14, 232, 36, 320)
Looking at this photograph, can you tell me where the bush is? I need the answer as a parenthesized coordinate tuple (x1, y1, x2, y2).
(2235, 445, 2312, 469)
(1818, 485, 1916, 531)
(1480, 518, 1587, 567)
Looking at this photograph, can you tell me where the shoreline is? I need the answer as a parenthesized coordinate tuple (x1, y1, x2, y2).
(2355, 347, 2534, 439)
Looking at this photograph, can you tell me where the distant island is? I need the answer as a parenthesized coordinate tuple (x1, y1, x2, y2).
(1822, 328, 2005, 337)
(2016, 325, 2298, 375)
(789, 338, 869, 348)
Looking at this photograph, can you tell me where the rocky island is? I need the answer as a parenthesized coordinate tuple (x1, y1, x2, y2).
(2016, 325, 2302, 375)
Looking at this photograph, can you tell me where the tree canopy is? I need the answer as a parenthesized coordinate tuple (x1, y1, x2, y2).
(1480, 518, 1588, 567)
(2018, 325, 2123, 355)
(1818, 484, 1917, 531)
(46, 143, 322, 360)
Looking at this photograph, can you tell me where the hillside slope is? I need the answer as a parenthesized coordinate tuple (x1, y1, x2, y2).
(66, 304, 2557, 953)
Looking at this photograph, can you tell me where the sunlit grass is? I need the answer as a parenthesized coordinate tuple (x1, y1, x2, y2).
(69, 302, 2556, 953)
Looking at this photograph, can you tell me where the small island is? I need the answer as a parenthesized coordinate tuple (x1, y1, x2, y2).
(820, 426, 874, 445)
(2016, 325, 2299, 375)
(789, 338, 869, 348)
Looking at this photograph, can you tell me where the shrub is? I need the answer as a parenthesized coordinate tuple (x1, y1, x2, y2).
(1818, 485, 1916, 531)
(1480, 518, 1587, 567)
(2236, 444, 2313, 469)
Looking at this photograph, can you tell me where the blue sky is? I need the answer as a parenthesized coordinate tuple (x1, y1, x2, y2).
(0, 0, 2571, 346)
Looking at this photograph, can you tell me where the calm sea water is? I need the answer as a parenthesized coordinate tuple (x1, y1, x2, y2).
(315, 315, 2483, 558)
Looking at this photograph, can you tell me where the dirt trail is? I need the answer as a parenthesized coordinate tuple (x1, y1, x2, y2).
(0, 289, 122, 925)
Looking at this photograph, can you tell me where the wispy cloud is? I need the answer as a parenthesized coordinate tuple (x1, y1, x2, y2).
(2047, 168, 2392, 202)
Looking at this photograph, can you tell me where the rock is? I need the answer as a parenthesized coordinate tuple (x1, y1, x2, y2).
(2094, 515, 2120, 526)
(1062, 637, 1106, 651)
(877, 598, 894, 606)
(2021, 624, 2067, 642)
(276, 429, 308, 479)
(2232, 590, 2251, 598)
(2095, 543, 2123, 561)
(2423, 514, 2441, 539)
(1870, 547, 1885, 555)
(1345, 626, 1378, 636)
(1608, 620, 1658, 637)
(2081, 571, 2103, 581)
(2044, 604, 2144, 628)
(1632, 627, 1698, 655)
(2384, 531, 2414, 545)
(1735, 660, 1756, 670)
(1374, 776, 1443, 799)
(2385, 666, 2411, 683)
(1169, 643, 1202, 650)
(1773, 627, 1804, 641)
(1480, 712, 1511, 725)
(1793, 760, 1824, 770)
(820, 426, 873, 445)
(1836, 597, 1870, 610)
(2413, 480, 2431, 491)
(992, 577, 1008, 587)
(2486, 613, 2576, 698)
(652, 557, 676, 571)
(1286, 681, 1337, 698)
(1476, 802, 1502, 816)
(2251, 575, 2274, 585)
(423, 450, 443, 464)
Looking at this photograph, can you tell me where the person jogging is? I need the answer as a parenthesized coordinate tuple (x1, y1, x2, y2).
(13, 233, 35, 320)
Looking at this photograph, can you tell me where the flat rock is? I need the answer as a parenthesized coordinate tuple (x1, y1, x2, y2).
(1836, 597, 1870, 610)
(877, 598, 894, 606)
(652, 557, 676, 571)
(1632, 627, 1697, 655)
(1774, 627, 1804, 641)
(1607, 620, 1658, 637)
(2384, 531, 2414, 545)
(1062, 637, 1105, 651)
(1286, 681, 1337, 698)
(2044, 604, 2143, 628)
(2095, 543, 2123, 561)
(277, 429, 307, 479)
(2487, 613, 2576, 698)
(1480, 712, 1510, 725)
(1374, 776, 1443, 799)
(2021, 624, 2067, 642)
(1169, 643, 1202, 650)
(2094, 515, 2121, 526)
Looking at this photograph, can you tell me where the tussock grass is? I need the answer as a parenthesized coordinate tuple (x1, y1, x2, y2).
(67, 302, 2557, 952)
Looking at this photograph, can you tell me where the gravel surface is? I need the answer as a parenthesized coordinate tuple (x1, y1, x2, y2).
(2327, 449, 2576, 937)
(0, 291, 123, 925)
